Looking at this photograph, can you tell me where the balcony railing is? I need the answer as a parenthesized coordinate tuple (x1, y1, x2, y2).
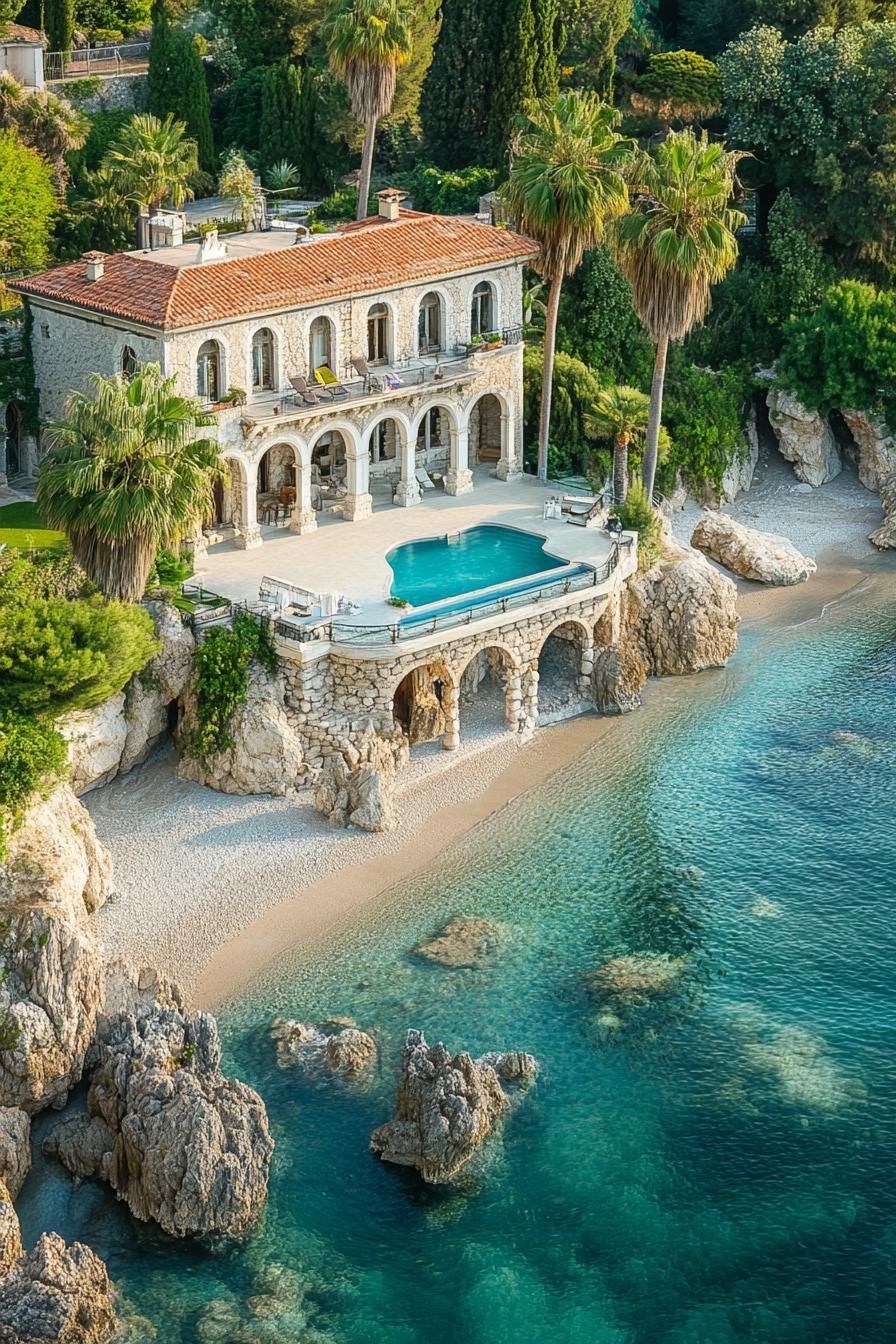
(45, 41, 151, 81)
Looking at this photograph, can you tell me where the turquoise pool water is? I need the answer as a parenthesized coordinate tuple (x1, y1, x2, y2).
(19, 576, 896, 1342)
(387, 524, 568, 606)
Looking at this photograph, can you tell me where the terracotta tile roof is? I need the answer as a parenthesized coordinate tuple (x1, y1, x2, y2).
(1, 24, 46, 44)
(10, 211, 538, 332)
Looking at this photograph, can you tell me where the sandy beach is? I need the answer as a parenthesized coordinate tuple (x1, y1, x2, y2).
(89, 452, 895, 1009)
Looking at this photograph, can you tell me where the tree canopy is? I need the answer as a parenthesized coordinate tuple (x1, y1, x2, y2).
(0, 130, 57, 270)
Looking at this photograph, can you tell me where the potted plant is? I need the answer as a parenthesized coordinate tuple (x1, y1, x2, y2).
(467, 334, 485, 355)
(482, 331, 503, 351)
(224, 386, 247, 406)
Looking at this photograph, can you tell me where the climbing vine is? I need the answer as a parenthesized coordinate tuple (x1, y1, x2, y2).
(186, 613, 278, 763)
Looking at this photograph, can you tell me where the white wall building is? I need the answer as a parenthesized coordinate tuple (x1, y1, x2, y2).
(12, 194, 538, 547)
(0, 23, 46, 88)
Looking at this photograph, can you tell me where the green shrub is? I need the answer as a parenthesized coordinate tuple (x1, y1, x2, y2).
(0, 596, 159, 718)
(0, 554, 93, 604)
(660, 359, 753, 494)
(400, 164, 496, 215)
(186, 613, 277, 762)
(611, 481, 661, 572)
(0, 712, 68, 858)
(146, 548, 193, 590)
(633, 50, 722, 120)
(558, 244, 654, 386)
(523, 346, 609, 478)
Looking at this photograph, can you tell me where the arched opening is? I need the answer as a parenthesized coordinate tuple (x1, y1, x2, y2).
(459, 647, 517, 737)
(197, 340, 222, 403)
(538, 622, 589, 716)
(121, 345, 137, 381)
(368, 417, 402, 506)
(470, 281, 495, 339)
(251, 328, 275, 391)
(469, 392, 503, 465)
(418, 291, 443, 354)
(4, 402, 23, 478)
(393, 661, 453, 750)
(309, 316, 335, 377)
(367, 303, 389, 365)
(256, 443, 297, 526)
(213, 455, 247, 534)
(415, 406, 451, 476)
(369, 419, 399, 464)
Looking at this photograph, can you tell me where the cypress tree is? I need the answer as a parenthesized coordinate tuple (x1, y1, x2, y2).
(148, 5, 215, 175)
(420, 0, 507, 168)
(45, 0, 75, 55)
(259, 59, 304, 180)
(487, 0, 560, 166)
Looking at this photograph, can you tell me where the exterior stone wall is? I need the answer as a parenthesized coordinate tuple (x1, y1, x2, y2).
(28, 308, 162, 422)
(62, 72, 148, 114)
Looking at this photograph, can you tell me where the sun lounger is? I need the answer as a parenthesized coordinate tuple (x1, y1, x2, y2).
(289, 376, 325, 406)
(415, 466, 436, 490)
(565, 495, 609, 529)
(351, 356, 382, 391)
(314, 366, 349, 398)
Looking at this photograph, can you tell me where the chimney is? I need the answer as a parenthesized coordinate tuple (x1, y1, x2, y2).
(83, 252, 105, 281)
(377, 188, 404, 222)
(197, 228, 228, 263)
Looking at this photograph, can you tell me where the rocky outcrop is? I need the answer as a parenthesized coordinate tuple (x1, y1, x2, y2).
(840, 408, 896, 492)
(0, 1180, 21, 1276)
(869, 470, 896, 549)
(0, 1232, 117, 1343)
(178, 663, 309, 796)
(767, 388, 841, 486)
(59, 602, 194, 794)
(45, 994, 273, 1239)
(370, 1029, 535, 1184)
(312, 727, 409, 832)
(0, 786, 112, 1113)
(594, 536, 739, 713)
(0, 1108, 30, 1199)
(272, 1018, 377, 1076)
(414, 916, 502, 969)
(702, 406, 760, 507)
(691, 513, 817, 585)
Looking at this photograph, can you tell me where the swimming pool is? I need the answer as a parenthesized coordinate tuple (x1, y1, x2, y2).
(387, 523, 569, 606)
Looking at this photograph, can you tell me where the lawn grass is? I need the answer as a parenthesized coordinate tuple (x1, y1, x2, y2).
(0, 502, 68, 555)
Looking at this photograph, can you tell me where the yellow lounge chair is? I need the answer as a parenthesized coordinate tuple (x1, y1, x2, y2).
(314, 366, 349, 398)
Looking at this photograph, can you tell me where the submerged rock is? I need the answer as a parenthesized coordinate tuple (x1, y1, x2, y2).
(46, 988, 273, 1239)
(0, 785, 112, 1114)
(272, 1018, 377, 1077)
(587, 953, 690, 1002)
(691, 513, 817, 586)
(0, 1107, 30, 1199)
(0, 1231, 117, 1343)
(414, 916, 502, 969)
(742, 1024, 862, 1111)
(370, 1029, 535, 1185)
(750, 897, 784, 920)
(767, 388, 841, 486)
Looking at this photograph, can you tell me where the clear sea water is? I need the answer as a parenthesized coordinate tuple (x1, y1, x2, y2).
(387, 523, 567, 604)
(20, 576, 896, 1343)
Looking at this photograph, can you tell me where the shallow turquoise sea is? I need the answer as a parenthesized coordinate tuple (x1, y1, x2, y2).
(21, 579, 896, 1342)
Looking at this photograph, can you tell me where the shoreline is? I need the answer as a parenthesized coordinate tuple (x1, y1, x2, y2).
(191, 541, 892, 1010)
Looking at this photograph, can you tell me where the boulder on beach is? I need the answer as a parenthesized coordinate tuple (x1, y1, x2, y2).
(312, 727, 409, 832)
(0, 1231, 118, 1343)
(46, 985, 273, 1239)
(691, 514, 817, 586)
(414, 915, 502, 969)
(0, 1108, 30, 1200)
(370, 1029, 536, 1185)
(586, 953, 690, 1002)
(272, 1018, 377, 1076)
(766, 388, 841, 486)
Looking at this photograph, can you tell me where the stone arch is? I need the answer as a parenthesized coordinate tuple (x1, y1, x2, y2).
(417, 286, 450, 354)
(467, 390, 506, 466)
(537, 619, 594, 716)
(457, 643, 521, 735)
(413, 401, 458, 478)
(249, 325, 278, 393)
(365, 298, 394, 365)
(196, 335, 229, 403)
(309, 313, 338, 377)
(392, 658, 458, 751)
(308, 420, 367, 521)
(364, 407, 412, 457)
(469, 277, 499, 338)
(217, 449, 251, 533)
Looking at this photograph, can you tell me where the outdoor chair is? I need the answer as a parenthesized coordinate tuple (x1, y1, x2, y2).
(351, 356, 383, 392)
(289, 376, 325, 406)
(415, 466, 436, 490)
(314, 366, 349, 399)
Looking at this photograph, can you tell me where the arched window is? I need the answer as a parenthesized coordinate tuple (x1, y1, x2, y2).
(369, 419, 398, 462)
(121, 345, 137, 381)
(309, 316, 333, 374)
(367, 303, 389, 364)
(470, 281, 494, 339)
(251, 328, 275, 391)
(418, 292, 442, 354)
(197, 340, 222, 403)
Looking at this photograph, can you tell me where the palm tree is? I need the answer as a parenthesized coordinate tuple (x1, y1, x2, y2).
(102, 113, 198, 246)
(38, 364, 222, 603)
(0, 71, 87, 192)
(585, 385, 650, 504)
(326, 0, 412, 222)
(503, 92, 630, 482)
(613, 129, 745, 502)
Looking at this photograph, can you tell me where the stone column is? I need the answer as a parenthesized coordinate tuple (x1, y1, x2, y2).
(441, 680, 460, 751)
(289, 462, 317, 534)
(578, 642, 595, 700)
(344, 448, 373, 522)
(394, 432, 421, 507)
(505, 667, 523, 730)
(518, 664, 539, 739)
(236, 470, 262, 549)
(495, 413, 520, 481)
(445, 426, 474, 496)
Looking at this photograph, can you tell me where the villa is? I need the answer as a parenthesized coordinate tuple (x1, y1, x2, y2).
(9, 195, 638, 758)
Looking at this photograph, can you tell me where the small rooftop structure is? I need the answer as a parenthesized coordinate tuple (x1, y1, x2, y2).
(0, 23, 47, 88)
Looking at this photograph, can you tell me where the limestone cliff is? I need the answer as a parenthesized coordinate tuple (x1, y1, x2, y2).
(840, 409, 896, 493)
(0, 786, 113, 1114)
(0, 1232, 118, 1343)
(594, 537, 739, 713)
(870, 470, 896, 549)
(767, 388, 841, 486)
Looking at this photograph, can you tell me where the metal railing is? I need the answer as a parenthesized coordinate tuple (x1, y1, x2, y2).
(45, 41, 151, 81)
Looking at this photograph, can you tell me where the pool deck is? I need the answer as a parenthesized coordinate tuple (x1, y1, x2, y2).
(198, 472, 618, 625)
